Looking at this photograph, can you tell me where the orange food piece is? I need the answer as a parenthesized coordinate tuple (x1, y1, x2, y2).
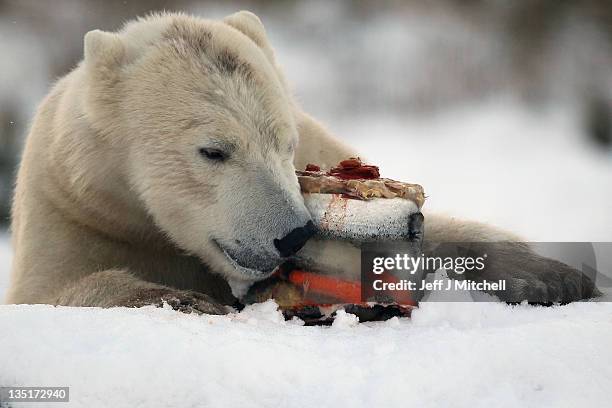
(287, 270, 362, 303)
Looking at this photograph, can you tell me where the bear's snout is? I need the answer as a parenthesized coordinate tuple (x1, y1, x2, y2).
(274, 220, 317, 257)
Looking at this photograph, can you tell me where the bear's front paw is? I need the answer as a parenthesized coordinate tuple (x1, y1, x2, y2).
(464, 244, 600, 303)
(124, 288, 230, 315)
(506, 258, 600, 304)
(160, 290, 230, 315)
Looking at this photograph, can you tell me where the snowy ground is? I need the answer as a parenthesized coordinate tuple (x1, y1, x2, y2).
(1, 301, 611, 408)
(1, 105, 612, 407)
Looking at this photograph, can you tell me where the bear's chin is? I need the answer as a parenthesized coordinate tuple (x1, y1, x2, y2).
(212, 239, 280, 278)
(219, 257, 280, 299)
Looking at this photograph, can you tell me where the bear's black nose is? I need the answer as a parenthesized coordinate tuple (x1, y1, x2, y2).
(274, 220, 317, 257)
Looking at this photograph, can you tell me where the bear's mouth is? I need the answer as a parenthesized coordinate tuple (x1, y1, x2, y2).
(212, 239, 278, 278)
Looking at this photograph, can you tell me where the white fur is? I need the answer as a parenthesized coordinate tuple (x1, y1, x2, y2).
(7, 11, 583, 309)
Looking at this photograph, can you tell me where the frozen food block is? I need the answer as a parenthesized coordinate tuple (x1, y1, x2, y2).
(243, 158, 426, 324)
(297, 157, 425, 242)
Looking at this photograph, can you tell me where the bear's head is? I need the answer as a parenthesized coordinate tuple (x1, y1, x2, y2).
(81, 12, 314, 293)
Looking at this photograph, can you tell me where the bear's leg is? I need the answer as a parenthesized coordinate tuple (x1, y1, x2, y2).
(422, 213, 600, 303)
(54, 269, 229, 314)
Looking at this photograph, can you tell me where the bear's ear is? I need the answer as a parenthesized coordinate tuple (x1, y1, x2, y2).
(222, 11, 276, 64)
(84, 29, 125, 68)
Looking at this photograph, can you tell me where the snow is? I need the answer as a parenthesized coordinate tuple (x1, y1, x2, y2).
(0, 300, 611, 407)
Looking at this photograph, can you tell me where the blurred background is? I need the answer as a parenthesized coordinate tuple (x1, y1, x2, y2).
(0, 0, 611, 294)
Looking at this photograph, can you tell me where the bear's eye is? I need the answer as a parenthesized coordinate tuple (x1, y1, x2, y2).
(199, 147, 227, 162)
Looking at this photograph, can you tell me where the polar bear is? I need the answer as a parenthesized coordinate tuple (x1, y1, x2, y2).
(5, 11, 597, 312)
